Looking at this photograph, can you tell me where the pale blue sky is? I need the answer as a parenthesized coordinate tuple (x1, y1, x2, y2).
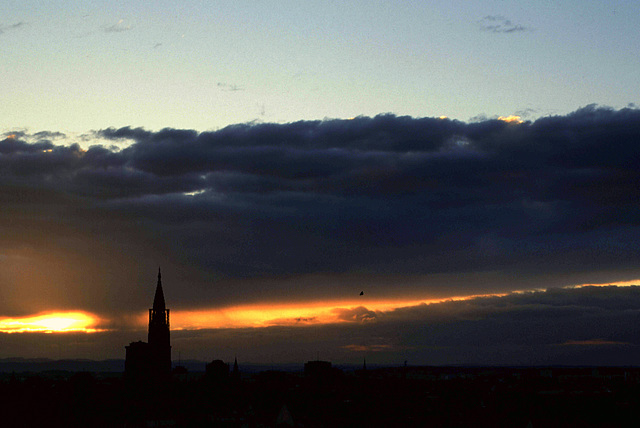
(2, 0, 638, 133)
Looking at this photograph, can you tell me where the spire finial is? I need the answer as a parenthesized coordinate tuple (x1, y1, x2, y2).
(153, 268, 166, 311)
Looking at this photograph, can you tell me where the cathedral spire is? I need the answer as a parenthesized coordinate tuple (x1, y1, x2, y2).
(148, 268, 171, 373)
(153, 267, 166, 311)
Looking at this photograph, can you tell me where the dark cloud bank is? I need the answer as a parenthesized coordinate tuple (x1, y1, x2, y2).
(1, 105, 640, 315)
(179, 285, 640, 365)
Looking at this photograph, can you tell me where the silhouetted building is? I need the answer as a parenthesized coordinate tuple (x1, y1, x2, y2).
(172, 365, 188, 382)
(124, 341, 152, 380)
(304, 360, 343, 391)
(304, 360, 332, 377)
(125, 269, 172, 381)
(206, 359, 230, 383)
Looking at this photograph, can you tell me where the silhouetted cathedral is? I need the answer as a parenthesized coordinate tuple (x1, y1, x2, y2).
(125, 269, 172, 381)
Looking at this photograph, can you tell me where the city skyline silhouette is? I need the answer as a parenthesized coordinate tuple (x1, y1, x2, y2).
(4, 271, 640, 426)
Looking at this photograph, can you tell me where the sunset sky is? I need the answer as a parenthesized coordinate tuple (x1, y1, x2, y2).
(1, 1, 640, 366)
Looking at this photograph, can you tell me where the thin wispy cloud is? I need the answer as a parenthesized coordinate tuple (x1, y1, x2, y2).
(479, 15, 532, 33)
(514, 107, 538, 119)
(103, 19, 133, 33)
(561, 339, 631, 346)
(217, 82, 244, 92)
(0, 21, 26, 35)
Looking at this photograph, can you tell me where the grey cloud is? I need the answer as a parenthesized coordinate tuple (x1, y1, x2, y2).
(333, 306, 379, 323)
(514, 108, 537, 119)
(561, 338, 631, 346)
(479, 15, 532, 33)
(0, 136, 53, 155)
(0, 22, 26, 35)
(31, 131, 67, 140)
(217, 82, 244, 92)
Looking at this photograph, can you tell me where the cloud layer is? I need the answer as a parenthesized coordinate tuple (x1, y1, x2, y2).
(1, 105, 640, 316)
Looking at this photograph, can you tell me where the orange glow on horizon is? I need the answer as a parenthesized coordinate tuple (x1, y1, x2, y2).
(0, 311, 105, 333)
(7, 280, 637, 333)
(573, 278, 640, 288)
(167, 293, 509, 330)
(164, 279, 640, 330)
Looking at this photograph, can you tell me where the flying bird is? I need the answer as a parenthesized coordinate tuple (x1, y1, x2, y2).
(360, 291, 364, 296)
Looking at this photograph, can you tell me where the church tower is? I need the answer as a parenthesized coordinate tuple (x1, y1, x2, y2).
(148, 268, 171, 375)
(125, 269, 172, 381)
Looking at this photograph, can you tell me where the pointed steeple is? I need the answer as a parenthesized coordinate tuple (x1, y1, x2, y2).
(153, 267, 166, 311)
(231, 356, 240, 382)
(147, 268, 171, 376)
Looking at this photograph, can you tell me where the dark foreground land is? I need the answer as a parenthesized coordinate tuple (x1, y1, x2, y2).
(2, 365, 640, 427)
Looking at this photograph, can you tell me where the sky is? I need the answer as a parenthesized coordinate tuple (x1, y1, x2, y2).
(1, 1, 640, 366)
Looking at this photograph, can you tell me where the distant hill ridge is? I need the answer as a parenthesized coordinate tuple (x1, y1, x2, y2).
(0, 358, 304, 373)
(0, 358, 127, 373)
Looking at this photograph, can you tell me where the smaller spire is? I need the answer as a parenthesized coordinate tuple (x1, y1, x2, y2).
(232, 356, 240, 382)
